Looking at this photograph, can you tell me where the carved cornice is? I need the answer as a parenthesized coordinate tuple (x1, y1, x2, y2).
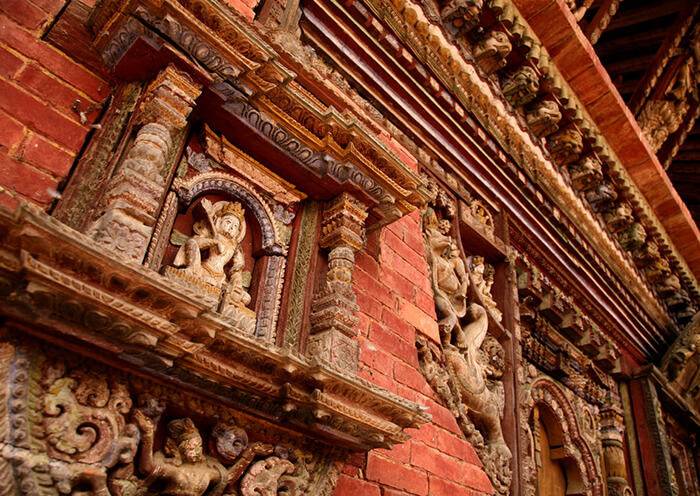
(0, 205, 429, 450)
(357, 0, 697, 326)
(88, 0, 430, 228)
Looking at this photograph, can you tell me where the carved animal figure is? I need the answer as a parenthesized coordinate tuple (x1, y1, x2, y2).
(474, 31, 512, 74)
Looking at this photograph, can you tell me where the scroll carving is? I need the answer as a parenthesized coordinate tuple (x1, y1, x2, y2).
(0, 339, 339, 496)
(418, 183, 512, 495)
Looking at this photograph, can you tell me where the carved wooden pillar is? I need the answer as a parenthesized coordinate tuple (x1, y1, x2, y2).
(307, 193, 367, 373)
(600, 402, 634, 496)
(88, 65, 201, 262)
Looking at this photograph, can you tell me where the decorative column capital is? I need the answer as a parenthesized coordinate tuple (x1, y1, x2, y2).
(318, 192, 368, 251)
(308, 193, 368, 373)
(135, 65, 201, 131)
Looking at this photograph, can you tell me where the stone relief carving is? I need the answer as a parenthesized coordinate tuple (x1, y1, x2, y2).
(418, 182, 512, 495)
(0, 337, 340, 496)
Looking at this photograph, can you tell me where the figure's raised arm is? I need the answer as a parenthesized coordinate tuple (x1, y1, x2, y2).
(132, 409, 158, 476)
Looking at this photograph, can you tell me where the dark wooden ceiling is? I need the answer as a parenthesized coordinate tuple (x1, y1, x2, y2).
(581, 0, 700, 225)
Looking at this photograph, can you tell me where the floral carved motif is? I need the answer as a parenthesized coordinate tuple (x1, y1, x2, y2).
(0, 337, 342, 496)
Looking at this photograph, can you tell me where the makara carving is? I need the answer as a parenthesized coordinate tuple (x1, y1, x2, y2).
(0, 338, 335, 496)
(419, 183, 512, 495)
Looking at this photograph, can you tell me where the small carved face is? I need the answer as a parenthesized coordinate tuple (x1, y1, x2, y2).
(179, 434, 204, 463)
(218, 214, 241, 240)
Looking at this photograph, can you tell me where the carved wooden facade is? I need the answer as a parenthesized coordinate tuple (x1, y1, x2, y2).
(0, 0, 699, 495)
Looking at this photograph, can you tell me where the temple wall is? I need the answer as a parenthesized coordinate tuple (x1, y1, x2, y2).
(335, 212, 494, 496)
(0, 1, 109, 210)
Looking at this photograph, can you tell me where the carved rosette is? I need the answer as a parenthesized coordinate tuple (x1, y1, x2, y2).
(88, 65, 202, 262)
(308, 193, 368, 373)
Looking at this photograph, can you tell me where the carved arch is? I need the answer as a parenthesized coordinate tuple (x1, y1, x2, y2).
(173, 171, 288, 255)
(522, 377, 603, 496)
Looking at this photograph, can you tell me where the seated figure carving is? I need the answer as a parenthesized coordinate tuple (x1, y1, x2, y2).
(166, 199, 255, 331)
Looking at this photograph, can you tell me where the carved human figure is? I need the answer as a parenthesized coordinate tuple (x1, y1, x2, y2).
(170, 199, 251, 307)
(501, 66, 540, 106)
(471, 256, 501, 322)
(424, 208, 469, 345)
(133, 411, 228, 496)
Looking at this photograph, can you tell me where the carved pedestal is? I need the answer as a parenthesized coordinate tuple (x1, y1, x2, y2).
(88, 66, 201, 262)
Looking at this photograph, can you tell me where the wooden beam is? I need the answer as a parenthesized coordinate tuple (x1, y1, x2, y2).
(607, 0, 687, 31)
(595, 26, 669, 57)
(607, 54, 654, 75)
(585, 0, 622, 45)
(629, 4, 700, 113)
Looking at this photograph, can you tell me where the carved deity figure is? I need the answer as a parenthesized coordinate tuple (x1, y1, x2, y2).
(424, 208, 469, 345)
(421, 198, 512, 495)
(131, 408, 285, 496)
(568, 155, 603, 191)
(133, 411, 228, 496)
(471, 256, 502, 322)
(171, 199, 247, 292)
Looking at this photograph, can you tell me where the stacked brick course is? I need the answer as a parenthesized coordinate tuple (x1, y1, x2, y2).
(0, 1, 494, 494)
(335, 211, 494, 496)
(0, 3, 108, 210)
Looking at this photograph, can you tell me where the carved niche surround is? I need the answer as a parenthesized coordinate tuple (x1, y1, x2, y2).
(0, 1, 436, 493)
(417, 176, 514, 495)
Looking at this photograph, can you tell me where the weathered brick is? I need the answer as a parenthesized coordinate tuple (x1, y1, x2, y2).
(0, 0, 49, 30)
(0, 16, 108, 101)
(374, 440, 411, 464)
(369, 321, 418, 365)
(384, 228, 428, 275)
(357, 290, 384, 321)
(394, 360, 430, 394)
(17, 63, 97, 122)
(333, 475, 381, 496)
(0, 190, 19, 211)
(423, 398, 461, 434)
(381, 267, 415, 301)
(0, 153, 57, 204)
(20, 132, 74, 176)
(360, 339, 397, 377)
(414, 289, 437, 320)
(398, 299, 439, 343)
(0, 45, 24, 78)
(0, 111, 25, 151)
(0, 78, 88, 150)
(366, 454, 428, 495)
(382, 306, 415, 341)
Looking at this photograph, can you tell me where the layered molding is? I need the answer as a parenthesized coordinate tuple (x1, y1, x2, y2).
(354, 0, 697, 326)
(0, 205, 429, 450)
(87, 0, 431, 230)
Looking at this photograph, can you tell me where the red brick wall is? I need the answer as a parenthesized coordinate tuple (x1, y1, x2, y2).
(0, 3, 493, 493)
(0, 3, 108, 211)
(335, 211, 494, 496)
